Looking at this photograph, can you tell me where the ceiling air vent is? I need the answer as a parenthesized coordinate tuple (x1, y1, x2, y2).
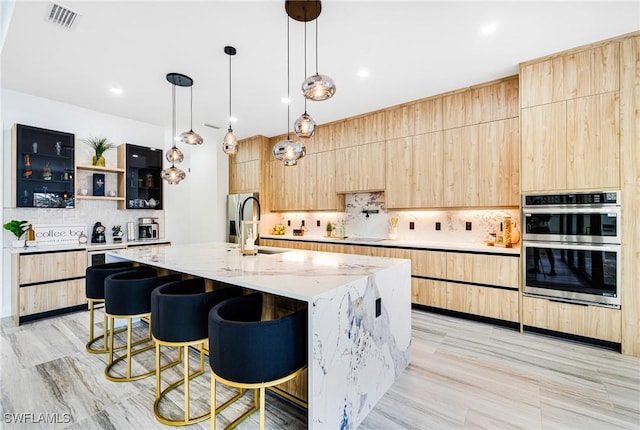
(46, 2, 79, 30)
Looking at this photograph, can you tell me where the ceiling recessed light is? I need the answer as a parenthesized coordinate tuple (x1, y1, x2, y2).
(357, 69, 369, 78)
(109, 87, 123, 95)
(282, 97, 291, 104)
(229, 116, 238, 123)
(481, 23, 497, 35)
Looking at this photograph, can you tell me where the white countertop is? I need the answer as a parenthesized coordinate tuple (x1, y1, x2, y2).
(6, 238, 170, 254)
(260, 234, 521, 255)
(106, 241, 410, 302)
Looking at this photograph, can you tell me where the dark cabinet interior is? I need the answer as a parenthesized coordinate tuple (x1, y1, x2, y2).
(121, 144, 163, 210)
(13, 124, 75, 208)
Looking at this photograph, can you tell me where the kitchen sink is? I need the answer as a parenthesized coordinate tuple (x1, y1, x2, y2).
(257, 248, 289, 254)
(342, 237, 386, 243)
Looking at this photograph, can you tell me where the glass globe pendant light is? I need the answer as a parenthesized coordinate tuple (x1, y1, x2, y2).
(222, 46, 239, 155)
(163, 73, 187, 184)
(273, 16, 305, 166)
(179, 82, 204, 145)
(294, 20, 316, 138)
(302, 1, 335, 101)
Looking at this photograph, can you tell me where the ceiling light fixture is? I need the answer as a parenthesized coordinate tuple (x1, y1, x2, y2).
(294, 18, 316, 138)
(179, 79, 204, 145)
(222, 45, 239, 155)
(481, 22, 497, 35)
(273, 16, 305, 166)
(109, 87, 123, 95)
(162, 73, 188, 184)
(289, 0, 335, 101)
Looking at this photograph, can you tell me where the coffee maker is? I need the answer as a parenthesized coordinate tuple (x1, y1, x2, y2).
(138, 217, 159, 240)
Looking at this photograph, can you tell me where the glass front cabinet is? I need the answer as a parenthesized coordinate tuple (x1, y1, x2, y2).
(117, 144, 163, 210)
(12, 124, 75, 208)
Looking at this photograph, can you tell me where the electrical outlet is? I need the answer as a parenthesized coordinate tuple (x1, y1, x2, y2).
(301, 220, 305, 227)
(435, 222, 441, 231)
(375, 298, 382, 317)
(466, 221, 472, 231)
(316, 220, 320, 227)
(409, 221, 415, 230)
(287, 220, 291, 227)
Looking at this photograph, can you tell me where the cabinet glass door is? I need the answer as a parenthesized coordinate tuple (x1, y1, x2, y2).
(125, 144, 163, 209)
(15, 124, 75, 208)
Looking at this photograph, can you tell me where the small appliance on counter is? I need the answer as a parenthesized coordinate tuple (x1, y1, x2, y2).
(91, 222, 106, 243)
(138, 217, 159, 240)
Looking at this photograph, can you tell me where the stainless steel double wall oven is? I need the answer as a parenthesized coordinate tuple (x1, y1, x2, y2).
(522, 191, 621, 308)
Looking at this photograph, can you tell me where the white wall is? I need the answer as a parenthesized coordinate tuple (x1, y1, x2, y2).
(1, 89, 228, 318)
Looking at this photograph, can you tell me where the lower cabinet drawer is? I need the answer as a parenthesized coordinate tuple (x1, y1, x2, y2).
(411, 278, 447, 308)
(446, 283, 519, 322)
(19, 279, 86, 316)
(522, 296, 621, 343)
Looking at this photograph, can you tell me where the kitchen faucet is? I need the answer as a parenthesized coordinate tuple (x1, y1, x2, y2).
(239, 196, 261, 223)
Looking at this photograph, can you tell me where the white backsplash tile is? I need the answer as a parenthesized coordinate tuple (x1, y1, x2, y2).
(3, 201, 164, 246)
(262, 192, 519, 246)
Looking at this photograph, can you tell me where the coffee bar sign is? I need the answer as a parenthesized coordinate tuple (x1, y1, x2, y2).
(33, 224, 86, 246)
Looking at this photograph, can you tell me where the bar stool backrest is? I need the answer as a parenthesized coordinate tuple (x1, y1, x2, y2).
(208, 293, 308, 384)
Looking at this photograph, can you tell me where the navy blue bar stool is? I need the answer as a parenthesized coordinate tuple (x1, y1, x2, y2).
(151, 278, 242, 426)
(208, 293, 307, 430)
(104, 268, 181, 382)
(85, 261, 135, 354)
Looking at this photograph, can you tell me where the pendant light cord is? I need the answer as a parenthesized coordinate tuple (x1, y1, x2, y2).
(190, 86, 194, 130)
(171, 84, 176, 167)
(314, 0, 319, 75)
(286, 16, 291, 139)
(228, 51, 232, 129)
(304, 19, 308, 113)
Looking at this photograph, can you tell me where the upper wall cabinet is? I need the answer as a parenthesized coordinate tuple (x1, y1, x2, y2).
(12, 124, 75, 208)
(520, 41, 621, 192)
(228, 136, 266, 194)
(335, 141, 386, 193)
(520, 43, 620, 108)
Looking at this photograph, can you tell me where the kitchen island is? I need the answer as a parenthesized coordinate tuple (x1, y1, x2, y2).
(106, 241, 411, 429)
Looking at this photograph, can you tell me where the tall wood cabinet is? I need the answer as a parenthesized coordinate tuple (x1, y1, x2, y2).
(228, 136, 265, 194)
(520, 41, 621, 192)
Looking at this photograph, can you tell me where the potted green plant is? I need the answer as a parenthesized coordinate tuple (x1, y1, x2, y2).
(3, 219, 29, 247)
(326, 221, 333, 237)
(82, 136, 115, 166)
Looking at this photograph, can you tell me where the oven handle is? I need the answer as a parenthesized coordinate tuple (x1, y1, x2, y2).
(522, 241, 620, 252)
(522, 207, 620, 215)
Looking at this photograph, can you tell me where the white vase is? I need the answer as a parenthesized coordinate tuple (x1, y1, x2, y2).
(12, 239, 25, 248)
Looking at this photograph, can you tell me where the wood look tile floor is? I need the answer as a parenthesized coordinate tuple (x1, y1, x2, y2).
(1, 309, 638, 429)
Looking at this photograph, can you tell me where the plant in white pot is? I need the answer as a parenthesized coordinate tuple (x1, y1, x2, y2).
(3, 220, 29, 247)
(82, 136, 115, 166)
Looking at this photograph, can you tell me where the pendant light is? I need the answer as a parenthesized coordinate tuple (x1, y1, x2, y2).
(162, 73, 187, 184)
(179, 80, 204, 145)
(301, 0, 335, 101)
(273, 16, 305, 166)
(294, 19, 316, 138)
(222, 45, 239, 155)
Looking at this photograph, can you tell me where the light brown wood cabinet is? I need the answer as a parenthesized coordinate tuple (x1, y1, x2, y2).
(444, 118, 520, 207)
(521, 102, 568, 191)
(259, 238, 520, 323)
(12, 250, 88, 324)
(522, 296, 621, 342)
(228, 136, 265, 194)
(520, 40, 621, 192)
(386, 132, 444, 209)
(269, 152, 344, 212)
(520, 42, 620, 107)
(335, 141, 386, 193)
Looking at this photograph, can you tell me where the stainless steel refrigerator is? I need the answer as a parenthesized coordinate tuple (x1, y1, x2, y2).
(227, 193, 261, 243)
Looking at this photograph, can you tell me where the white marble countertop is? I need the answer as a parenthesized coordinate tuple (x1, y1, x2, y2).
(106, 241, 410, 302)
(5, 238, 171, 254)
(260, 234, 521, 255)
